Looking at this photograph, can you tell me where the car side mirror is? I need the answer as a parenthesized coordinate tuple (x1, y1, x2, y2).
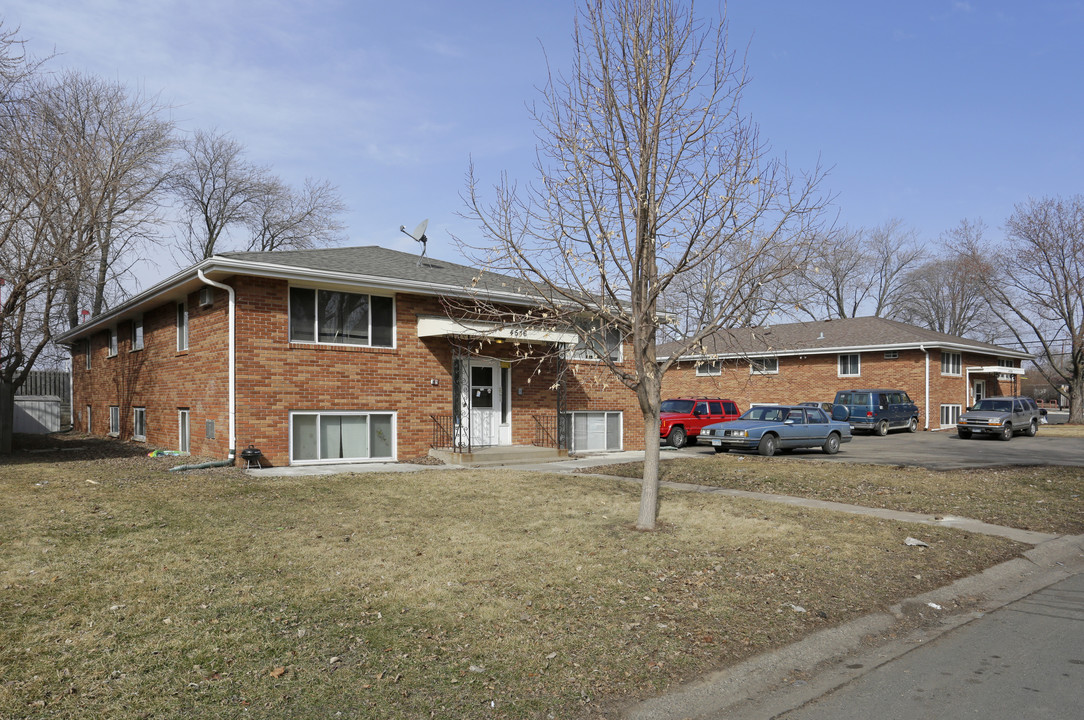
(965, 406, 971, 411)
(693, 409, 702, 416)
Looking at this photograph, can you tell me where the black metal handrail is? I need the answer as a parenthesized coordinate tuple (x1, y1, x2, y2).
(532, 413, 567, 449)
(430, 414, 472, 453)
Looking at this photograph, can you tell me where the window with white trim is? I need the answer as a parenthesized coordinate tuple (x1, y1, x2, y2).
(178, 409, 190, 453)
(133, 407, 146, 441)
(290, 411, 396, 463)
(289, 287, 394, 347)
(567, 411, 622, 452)
(109, 405, 120, 436)
(838, 353, 860, 377)
(750, 357, 778, 375)
(177, 301, 189, 351)
(696, 359, 722, 376)
(84, 340, 91, 369)
(107, 327, 118, 357)
(132, 316, 144, 351)
(997, 357, 1015, 381)
(85, 405, 92, 433)
(884, 351, 898, 359)
(941, 351, 961, 376)
(570, 321, 622, 362)
(940, 404, 961, 427)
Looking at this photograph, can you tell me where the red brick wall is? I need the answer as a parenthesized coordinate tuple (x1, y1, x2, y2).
(661, 349, 1018, 430)
(73, 276, 646, 465)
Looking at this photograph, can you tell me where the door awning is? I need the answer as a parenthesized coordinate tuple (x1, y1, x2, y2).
(416, 315, 578, 344)
(966, 366, 1024, 375)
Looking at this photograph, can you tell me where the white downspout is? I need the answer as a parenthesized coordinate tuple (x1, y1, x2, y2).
(920, 344, 930, 430)
(197, 270, 236, 463)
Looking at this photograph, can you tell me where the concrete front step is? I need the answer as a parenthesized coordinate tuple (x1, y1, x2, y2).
(428, 445, 569, 466)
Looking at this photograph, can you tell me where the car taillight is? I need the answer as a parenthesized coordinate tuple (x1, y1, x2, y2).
(866, 411, 873, 418)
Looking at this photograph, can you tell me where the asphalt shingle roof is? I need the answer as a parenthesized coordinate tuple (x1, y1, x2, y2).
(658, 316, 1026, 359)
(219, 245, 527, 295)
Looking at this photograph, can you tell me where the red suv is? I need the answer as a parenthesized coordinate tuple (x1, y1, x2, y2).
(660, 398, 741, 447)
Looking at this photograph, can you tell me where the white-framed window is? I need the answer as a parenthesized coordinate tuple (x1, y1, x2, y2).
(290, 411, 396, 464)
(884, 351, 899, 359)
(108, 405, 120, 436)
(177, 301, 189, 351)
(178, 409, 190, 453)
(941, 351, 961, 376)
(750, 357, 778, 375)
(133, 407, 146, 441)
(940, 404, 961, 427)
(696, 359, 722, 376)
(84, 339, 91, 370)
(107, 327, 118, 357)
(85, 405, 92, 433)
(289, 287, 395, 347)
(570, 320, 622, 362)
(838, 353, 861, 377)
(132, 316, 144, 351)
(567, 411, 622, 452)
(997, 357, 1015, 381)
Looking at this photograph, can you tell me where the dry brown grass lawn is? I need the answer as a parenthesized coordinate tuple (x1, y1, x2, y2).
(0, 436, 1029, 719)
(594, 454, 1084, 536)
(1037, 423, 1084, 438)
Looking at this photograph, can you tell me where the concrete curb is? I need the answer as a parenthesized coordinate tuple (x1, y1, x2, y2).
(622, 534, 1084, 720)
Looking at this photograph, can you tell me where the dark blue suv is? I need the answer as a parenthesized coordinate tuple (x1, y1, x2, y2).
(833, 389, 919, 435)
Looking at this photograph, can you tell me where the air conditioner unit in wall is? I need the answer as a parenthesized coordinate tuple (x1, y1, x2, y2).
(198, 287, 214, 307)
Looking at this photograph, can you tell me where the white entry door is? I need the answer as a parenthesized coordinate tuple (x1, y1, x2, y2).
(973, 379, 986, 406)
(469, 360, 501, 446)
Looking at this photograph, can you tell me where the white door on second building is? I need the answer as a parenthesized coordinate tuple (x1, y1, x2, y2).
(973, 379, 986, 406)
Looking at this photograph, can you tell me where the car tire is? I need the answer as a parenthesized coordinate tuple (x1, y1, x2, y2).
(875, 420, 889, 436)
(907, 417, 918, 433)
(757, 434, 777, 457)
(713, 446, 728, 454)
(822, 432, 840, 455)
(999, 424, 1013, 441)
(666, 426, 687, 448)
(958, 428, 972, 439)
(1026, 419, 1038, 437)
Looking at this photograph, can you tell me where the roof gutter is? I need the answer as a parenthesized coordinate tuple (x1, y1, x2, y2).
(197, 269, 236, 464)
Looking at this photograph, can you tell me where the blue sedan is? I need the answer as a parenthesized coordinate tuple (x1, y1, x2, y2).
(699, 405, 853, 456)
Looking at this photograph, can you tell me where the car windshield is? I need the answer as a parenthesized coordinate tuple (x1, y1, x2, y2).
(660, 399, 695, 414)
(973, 399, 1012, 412)
(739, 406, 786, 422)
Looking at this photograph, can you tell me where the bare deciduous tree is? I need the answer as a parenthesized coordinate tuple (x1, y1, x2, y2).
(888, 220, 1001, 340)
(172, 129, 346, 261)
(463, 0, 825, 529)
(245, 177, 346, 252)
(35, 71, 176, 327)
(792, 219, 924, 320)
(964, 196, 1084, 423)
(171, 129, 266, 262)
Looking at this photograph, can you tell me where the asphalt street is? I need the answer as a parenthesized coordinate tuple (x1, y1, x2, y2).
(774, 572, 1084, 720)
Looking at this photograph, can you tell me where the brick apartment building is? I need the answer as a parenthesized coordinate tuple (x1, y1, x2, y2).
(659, 317, 1031, 431)
(57, 246, 642, 466)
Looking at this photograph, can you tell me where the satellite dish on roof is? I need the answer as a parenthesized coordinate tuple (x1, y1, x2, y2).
(399, 219, 429, 258)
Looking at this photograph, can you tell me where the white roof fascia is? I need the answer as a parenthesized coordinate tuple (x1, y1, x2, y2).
(660, 340, 1032, 363)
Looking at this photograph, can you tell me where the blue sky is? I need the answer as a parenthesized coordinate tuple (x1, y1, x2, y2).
(3, 1, 1081, 284)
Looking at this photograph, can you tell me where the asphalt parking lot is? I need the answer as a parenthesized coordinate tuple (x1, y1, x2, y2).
(675, 419, 1084, 471)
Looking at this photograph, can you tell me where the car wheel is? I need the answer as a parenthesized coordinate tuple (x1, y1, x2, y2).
(999, 424, 1013, 441)
(958, 428, 972, 439)
(666, 426, 687, 448)
(1026, 419, 1038, 437)
(757, 434, 777, 457)
(907, 417, 918, 433)
(713, 446, 728, 454)
(875, 420, 889, 436)
(822, 432, 840, 455)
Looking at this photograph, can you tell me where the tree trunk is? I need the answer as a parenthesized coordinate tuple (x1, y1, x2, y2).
(1069, 374, 1084, 425)
(0, 380, 13, 455)
(637, 405, 661, 530)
